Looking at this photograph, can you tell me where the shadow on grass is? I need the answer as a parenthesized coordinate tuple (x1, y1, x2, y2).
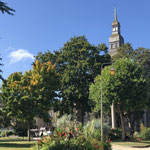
(0, 143, 34, 148)
(0, 139, 27, 142)
(113, 140, 150, 144)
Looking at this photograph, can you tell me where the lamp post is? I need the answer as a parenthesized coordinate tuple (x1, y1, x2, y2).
(100, 63, 115, 143)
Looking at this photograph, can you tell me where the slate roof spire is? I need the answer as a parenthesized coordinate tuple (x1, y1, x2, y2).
(114, 8, 117, 21)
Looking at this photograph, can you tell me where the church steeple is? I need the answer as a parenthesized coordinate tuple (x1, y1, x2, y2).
(109, 8, 124, 57)
(114, 8, 117, 21)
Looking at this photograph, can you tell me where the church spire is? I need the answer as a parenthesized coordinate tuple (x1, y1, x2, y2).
(114, 8, 117, 21)
(109, 8, 124, 57)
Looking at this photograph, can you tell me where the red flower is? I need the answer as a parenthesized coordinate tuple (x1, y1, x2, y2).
(37, 140, 41, 142)
(95, 145, 99, 148)
(70, 131, 72, 134)
(60, 134, 62, 136)
(105, 141, 108, 143)
(108, 139, 111, 142)
(65, 133, 67, 136)
(58, 132, 60, 135)
(76, 128, 79, 130)
(62, 131, 65, 134)
(137, 138, 142, 141)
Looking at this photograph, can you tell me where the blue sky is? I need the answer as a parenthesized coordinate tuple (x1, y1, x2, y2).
(0, 0, 150, 84)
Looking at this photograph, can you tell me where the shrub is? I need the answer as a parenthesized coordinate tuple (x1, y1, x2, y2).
(1, 131, 7, 137)
(133, 125, 150, 140)
(133, 131, 140, 139)
(32, 116, 112, 150)
(55, 114, 82, 133)
(140, 128, 150, 140)
(0, 130, 14, 137)
(35, 136, 112, 150)
(56, 114, 72, 129)
(33, 124, 112, 150)
(108, 128, 122, 140)
(84, 119, 110, 140)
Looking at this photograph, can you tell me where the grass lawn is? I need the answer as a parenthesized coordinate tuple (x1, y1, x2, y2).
(112, 140, 150, 147)
(0, 137, 36, 150)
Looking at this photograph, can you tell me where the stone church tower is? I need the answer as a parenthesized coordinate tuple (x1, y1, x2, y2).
(109, 8, 124, 57)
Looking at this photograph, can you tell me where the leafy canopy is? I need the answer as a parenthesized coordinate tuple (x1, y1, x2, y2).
(90, 58, 149, 114)
(1, 60, 59, 124)
(35, 36, 111, 119)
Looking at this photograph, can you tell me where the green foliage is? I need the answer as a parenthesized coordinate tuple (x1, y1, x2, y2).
(133, 124, 150, 140)
(14, 121, 29, 136)
(33, 126, 112, 150)
(112, 43, 150, 79)
(1, 131, 7, 137)
(56, 114, 72, 130)
(89, 58, 149, 139)
(36, 36, 111, 121)
(1, 130, 14, 137)
(133, 131, 140, 139)
(108, 129, 122, 140)
(1, 60, 59, 141)
(0, 54, 5, 82)
(0, 1, 15, 15)
(133, 48, 150, 79)
(84, 119, 110, 140)
(54, 114, 82, 134)
(31, 60, 59, 119)
(0, 109, 11, 128)
(1, 60, 59, 120)
(112, 43, 134, 61)
(90, 58, 149, 114)
(89, 76, 101, 113)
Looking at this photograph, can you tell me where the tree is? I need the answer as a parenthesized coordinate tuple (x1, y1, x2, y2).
(36, 36, 111, 124)
(89, 58, 149, 140)
(0, 1, 15, 15)
(31, 60, 59, 119)
(1, 60, 59, 141)
(112, 43, 150, 77)
(111, 42, 134, 61)
(0, 109, 11, 128)
(0, 55, 4, 82)
(133, 48, 150, 76)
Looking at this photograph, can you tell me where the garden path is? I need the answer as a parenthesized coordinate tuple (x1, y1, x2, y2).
(112, 144, 150, 150)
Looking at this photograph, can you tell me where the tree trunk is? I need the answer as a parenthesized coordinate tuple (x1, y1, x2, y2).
(27, 122, 30, 142)
(117, 105, 125, 140)
(129, 114, 135, 137)
(81, 108, 84, 125)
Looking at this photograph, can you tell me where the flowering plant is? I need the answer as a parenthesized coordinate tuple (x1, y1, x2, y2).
(34, 127, 112, 150)
(33, 115, 112, 150)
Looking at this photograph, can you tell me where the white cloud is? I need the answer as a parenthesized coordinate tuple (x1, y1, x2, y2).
(8, 49, 35, 64)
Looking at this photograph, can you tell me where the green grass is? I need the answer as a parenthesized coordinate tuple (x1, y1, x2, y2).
(0, 137, 36, 150)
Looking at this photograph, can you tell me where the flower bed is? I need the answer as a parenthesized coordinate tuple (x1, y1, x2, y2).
(32, 116, 112, 150)
(33, 128, 112, 150)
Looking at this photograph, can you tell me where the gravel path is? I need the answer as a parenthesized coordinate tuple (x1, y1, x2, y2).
(112, 144, 150, 150)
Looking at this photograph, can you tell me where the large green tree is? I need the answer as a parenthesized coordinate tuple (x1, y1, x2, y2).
(1, 60, 59, 141)
(112, 43, 150, 76)
(89, 58, 149, 140)
(36, 36, 111, 123)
